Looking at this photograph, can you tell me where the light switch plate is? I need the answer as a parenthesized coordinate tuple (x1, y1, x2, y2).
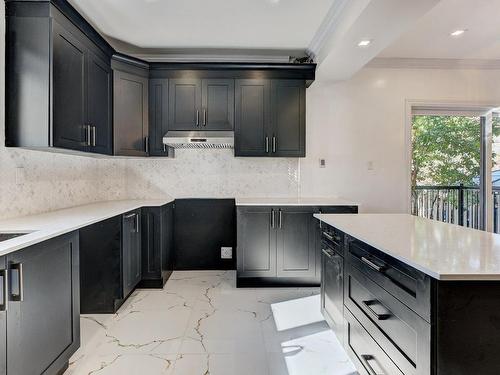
(319, 159, 326, 168)
(221, 247, 233, 259)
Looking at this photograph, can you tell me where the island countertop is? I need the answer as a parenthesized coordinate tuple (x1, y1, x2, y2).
(0, 198, 174, 257)
(314, 213, 500, 280)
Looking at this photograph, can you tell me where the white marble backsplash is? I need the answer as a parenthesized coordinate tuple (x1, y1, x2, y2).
(125, 149, 300, 200)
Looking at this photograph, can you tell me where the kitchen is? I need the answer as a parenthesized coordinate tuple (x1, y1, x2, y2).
(2, 0, 500, 374)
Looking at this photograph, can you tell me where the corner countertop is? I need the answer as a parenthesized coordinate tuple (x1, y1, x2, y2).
(236, 197, 358, 206)
(314, 213, 500, 281)
(0, 198, 174, 257)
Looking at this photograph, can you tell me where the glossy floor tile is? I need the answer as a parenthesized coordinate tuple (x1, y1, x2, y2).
(65, 271, 357, 375)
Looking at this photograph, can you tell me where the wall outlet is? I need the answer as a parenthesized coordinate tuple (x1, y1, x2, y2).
(319, 158, 326, 168)
(221, 247, 233, 259)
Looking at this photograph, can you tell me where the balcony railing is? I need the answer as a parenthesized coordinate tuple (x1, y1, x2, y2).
(412, 185, 500, 232)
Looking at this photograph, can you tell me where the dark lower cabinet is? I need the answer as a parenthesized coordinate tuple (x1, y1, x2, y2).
(321, 242, 344, 342)
(237, 205, 357, 286)
(80, 210, 142, 313)
(122, 210, 142, 299)
(6, 232, 80, 375)
(139, 203, 174, 288)
(236, 206, 276, 278)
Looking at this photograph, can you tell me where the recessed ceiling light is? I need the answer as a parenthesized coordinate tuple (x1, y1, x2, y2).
(357, 40, 372, 47)
(450, 29, 467, 37)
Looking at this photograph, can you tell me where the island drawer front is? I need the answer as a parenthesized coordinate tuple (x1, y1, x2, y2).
(345, 308, 404, 375)
(346, 236, 431, 321)
(345, 263, 431, 375)
(321, 225, 344, 256)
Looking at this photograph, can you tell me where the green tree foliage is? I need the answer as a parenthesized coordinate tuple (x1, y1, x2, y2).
(412, 115, 482, 187)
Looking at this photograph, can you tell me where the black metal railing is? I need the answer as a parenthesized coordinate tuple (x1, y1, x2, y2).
(412, 185, 481, 230)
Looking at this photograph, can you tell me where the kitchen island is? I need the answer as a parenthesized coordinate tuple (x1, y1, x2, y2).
(314, 213, 500, 375)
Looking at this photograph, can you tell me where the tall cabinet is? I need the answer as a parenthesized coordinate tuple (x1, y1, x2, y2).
(6, 2, 113, 154)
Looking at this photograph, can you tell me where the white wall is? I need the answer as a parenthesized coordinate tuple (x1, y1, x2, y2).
(301, 67, 500, 213)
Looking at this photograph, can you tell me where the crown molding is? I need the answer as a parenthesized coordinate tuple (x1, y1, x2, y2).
(367, 57, 500, 70)
(306, 0, 350, 59)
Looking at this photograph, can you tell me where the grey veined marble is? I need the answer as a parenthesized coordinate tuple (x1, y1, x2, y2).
(65, 271, 357, 375)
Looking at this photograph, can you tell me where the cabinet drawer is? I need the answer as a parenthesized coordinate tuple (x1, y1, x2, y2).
(321, 227, 344, 256)
(345, 308, 404, 375)
(345, 264, 431, 375)
(346, 237, 431, 321)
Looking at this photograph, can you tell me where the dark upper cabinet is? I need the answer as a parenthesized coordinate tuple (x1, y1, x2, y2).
(202, 79, 234, 130)
(234, 79, 271, 156)
(149, 79, 170, 156)
(168, 78, 234, 131)
(52, 20, 87, 152)
(122, 210, 142, 298)
(234, 79, 305, 157)
(5, 4, 113, 155)
(168, 79, 202, 130)
(87, 52, 113, 155)
(6, 232, 80, 375)
(140, 203, 174, 287)
(271, 80, 306, 157)
(113, 69, 149, 156)
(276, 207, 316, 278)
(236, 206, 276, 277)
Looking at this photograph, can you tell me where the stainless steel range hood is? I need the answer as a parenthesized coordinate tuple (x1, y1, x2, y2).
(162, 131, 234, 149)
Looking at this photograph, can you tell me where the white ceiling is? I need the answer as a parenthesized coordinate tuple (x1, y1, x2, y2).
(379, 0, 500, 59)
(68, 0, 335, 50)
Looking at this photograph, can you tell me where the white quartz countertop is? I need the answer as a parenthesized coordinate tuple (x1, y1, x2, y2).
(314, 213, 500, 280)
(0, 198, 174, 257)
(236, 197, 358, 206)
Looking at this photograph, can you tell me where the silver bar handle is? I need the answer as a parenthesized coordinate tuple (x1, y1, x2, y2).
(321, 249, 333, 259)
(360, 355, 384, 375)
(163, 143, 167, 153)
(322, 232, 334, 242)
(265, 136, 269, 153)
(203, 108, 207, 126)
(124, 213, 136, 219)
(196, 110, 200, 127)
(272, 136, 276, 153)
(0, 269, 7, 311)
(271, 209, 275, 228)
(145, 136, 149, 153)
(10, 263, 23, 302)
(135, 213, 140, 233)
(92, 126, 96, 147)
(361, 256, 385, 272)
(86, 125, 91, 146)
(278, 209, 282, 228)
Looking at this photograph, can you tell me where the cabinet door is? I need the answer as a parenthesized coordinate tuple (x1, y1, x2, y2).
(113, 70, 149, 156)
(271, 80, 305, 157)
(7, 233, 79, 375)
(149, 79, 169, 156)
(276, 207, 316, 278)
(234, 79, 271, 156)
(87, 52, 112, 155)
(141, 207, 161, 281)
(168, 79, 202, 130)
(52, 21, 86, 151)
(0, 257, 6, 375)
(321, 248, 344, 339)
(123, 211, 142, 297)
(236, 206, 276, 277)
(201, 79, 234, 130)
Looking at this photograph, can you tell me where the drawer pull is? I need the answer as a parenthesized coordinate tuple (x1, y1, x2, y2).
(322, 249, 334, 258)
(322, 232, 334, 241)
(360, 354, 385, 375)
(362, 300, 391, 320)
(361, 256, 386, 272)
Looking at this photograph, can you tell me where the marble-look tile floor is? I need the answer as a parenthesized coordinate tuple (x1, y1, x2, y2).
(65, 271, 357, 375)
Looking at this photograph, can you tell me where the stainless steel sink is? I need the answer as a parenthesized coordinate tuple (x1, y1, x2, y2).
(0, 232, 31, 242)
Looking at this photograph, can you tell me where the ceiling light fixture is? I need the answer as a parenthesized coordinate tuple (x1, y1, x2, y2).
(450, 29, 466, 37)
(357, 40, 372, 47)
